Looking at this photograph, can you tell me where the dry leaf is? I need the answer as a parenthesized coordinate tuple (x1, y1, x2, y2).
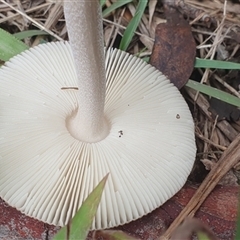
(150, 9, 196, 89)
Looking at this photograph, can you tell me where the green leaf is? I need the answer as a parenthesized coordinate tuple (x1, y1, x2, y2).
(195, 58, 240, 70)
(197, 231, 211, 240)
(141, 57, 149, 62)
(119, 0, 148, 51)
(0, 28, 29, 61)
(102, 0, 133, 17)
(186, 80, 240, 107)
(53, 174, 109, 240)
(14, 30, 48, 40)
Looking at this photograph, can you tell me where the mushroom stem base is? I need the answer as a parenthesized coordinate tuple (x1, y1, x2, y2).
(66, 112, 110, 143)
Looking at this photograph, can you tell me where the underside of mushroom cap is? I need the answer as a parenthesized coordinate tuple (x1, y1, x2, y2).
(0, 41, 196, 229)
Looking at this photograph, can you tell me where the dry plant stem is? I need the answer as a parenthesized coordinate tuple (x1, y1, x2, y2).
(103, 19, 154, 41)
(186, 87, 238, 141)
(203, 120, 209, 155)
(186, 0, 240, 23)
(217, 121, 238, 141)
(108, 8, 126, 49)
(195, 132, 227, 151)
(44, 1, 63, 30)
(0, 0, 63, 41)
(160, 133, 240, 240)
(216, 128, 230, 147)
(0, 2, 50, 23)
(213, 74, 240, 98)
(148, 0, 157, 30)
(210, 116, 218, 148)
(185, 87, 212, 118)
(194, 3, 226, 102)
(162, 0, 213, 23)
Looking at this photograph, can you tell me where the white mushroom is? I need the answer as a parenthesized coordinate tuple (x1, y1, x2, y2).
(0, 1, 196, 229)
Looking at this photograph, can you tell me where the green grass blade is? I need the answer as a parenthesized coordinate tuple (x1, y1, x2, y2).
(137, 57, 240, 70)
(119, 0, 148, 51)
(53, 174, 109, 240)
(195, 58, 240, 70)
(0, 28, 28, 61)
(14, 30, 48, 40)
(186, 80, 240, 107)
(100, 0, 106, 7)
(102, 0, 133, 17)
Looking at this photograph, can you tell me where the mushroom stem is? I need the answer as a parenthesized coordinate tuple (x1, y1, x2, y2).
(64, 0, 109, 143)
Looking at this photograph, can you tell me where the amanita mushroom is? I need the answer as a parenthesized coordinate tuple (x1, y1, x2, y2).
(0, 1, 196, 229)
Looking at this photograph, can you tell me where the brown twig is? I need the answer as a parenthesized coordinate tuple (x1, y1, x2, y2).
(195, 132, 227, 151)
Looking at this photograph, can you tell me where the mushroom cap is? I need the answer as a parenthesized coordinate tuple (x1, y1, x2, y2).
(0, 41, 196, 229)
